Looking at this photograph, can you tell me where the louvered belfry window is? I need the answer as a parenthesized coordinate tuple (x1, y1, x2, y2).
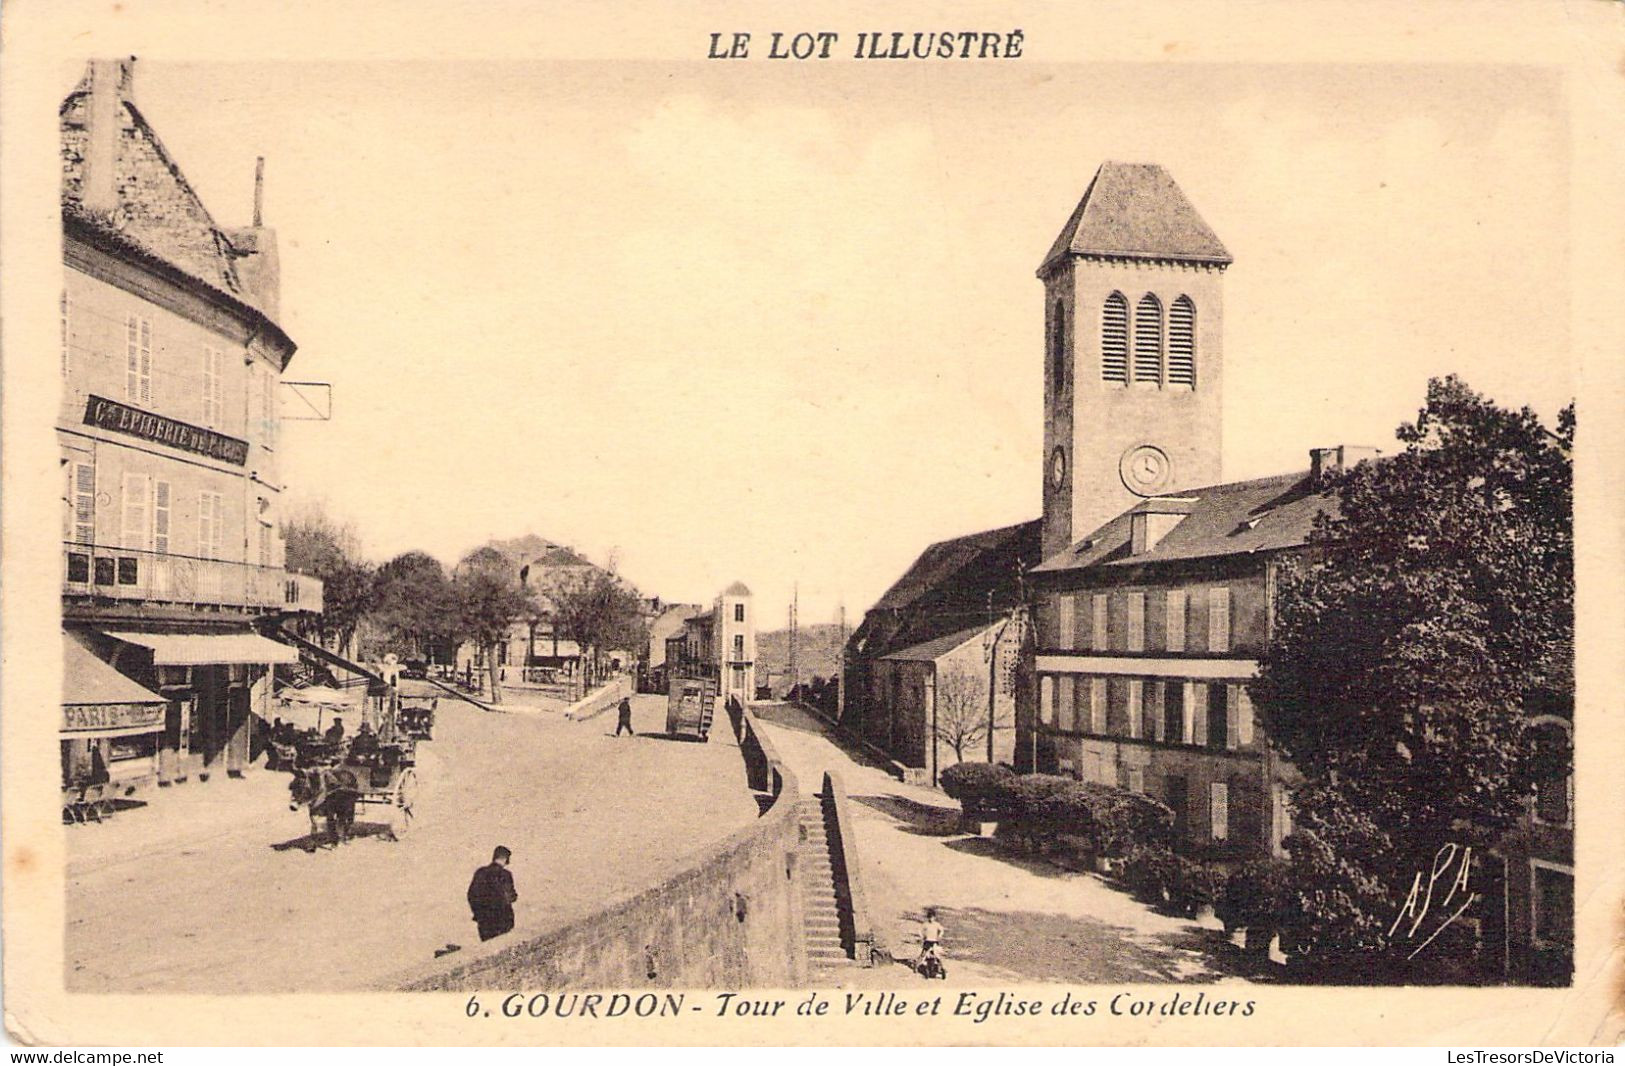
(1169, 296, 1196, 387)
(1134, 294, 1163, 384)
(1101, 292, 1128, 383)
(1051, 300, 1067, 394)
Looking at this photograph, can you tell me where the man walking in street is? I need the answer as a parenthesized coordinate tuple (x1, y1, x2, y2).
(467, 846, 518, 942)
(614, 696, 635, 737)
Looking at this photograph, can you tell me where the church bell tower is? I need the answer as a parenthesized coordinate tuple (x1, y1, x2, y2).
(1039, 162, 1231, 560)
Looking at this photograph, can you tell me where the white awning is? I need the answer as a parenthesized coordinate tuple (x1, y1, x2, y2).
(102, 629, 299, 666)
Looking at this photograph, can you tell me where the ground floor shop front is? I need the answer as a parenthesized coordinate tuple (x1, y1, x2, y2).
(61, 625, 297, 800)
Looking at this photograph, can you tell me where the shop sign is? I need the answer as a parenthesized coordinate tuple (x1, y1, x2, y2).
(63, 703, 166, 734)
(83, 395, 249, 466)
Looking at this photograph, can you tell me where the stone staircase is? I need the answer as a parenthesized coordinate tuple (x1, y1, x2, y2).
(798, 794, 852, 978)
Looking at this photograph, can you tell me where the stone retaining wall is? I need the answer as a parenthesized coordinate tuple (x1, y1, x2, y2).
(393, 701, 806, 991)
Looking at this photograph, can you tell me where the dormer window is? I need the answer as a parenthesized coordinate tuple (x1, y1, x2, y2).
(1129, 497, 1194, 554)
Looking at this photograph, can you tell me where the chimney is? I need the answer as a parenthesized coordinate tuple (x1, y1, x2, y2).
(80, 58, 135, 216)
(1310, 445, 1382, 485)
(225, 156, 281, 319)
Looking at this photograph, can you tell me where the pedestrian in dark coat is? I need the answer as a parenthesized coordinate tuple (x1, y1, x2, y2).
(467, 846, 517, 942)
(614, 697, 635, 737)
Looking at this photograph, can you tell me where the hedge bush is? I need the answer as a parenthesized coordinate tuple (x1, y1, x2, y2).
(939, 762, 1015, 818)
(1215, 858, 1292, 934)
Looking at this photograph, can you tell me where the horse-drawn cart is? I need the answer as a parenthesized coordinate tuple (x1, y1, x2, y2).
(284, 735, 418, 844)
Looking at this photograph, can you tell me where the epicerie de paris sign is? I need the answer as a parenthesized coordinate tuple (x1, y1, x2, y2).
(83, 395, 249, 466)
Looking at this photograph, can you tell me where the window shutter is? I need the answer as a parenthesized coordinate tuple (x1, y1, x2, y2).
(1209, 586, 1231, 652)
(153, 481, 171, 553)
(1057, 675, 1075, 732)
(1092, 594, 1108, 650)
(1149, 681, 1165, 742)
(1169, 296, 1196, 386)
(1182, 682, 1197, 744)
(139, 319, 152, 404)
(121, 474, 150, 550)
(199, 491, 215, 560)
(61, 290, 71, 378)
(1100, 292, 1128, 383)
(1057, 595, 1075, 650)
(1192, 683, 1208, 746)
(1210, 782, 1229, 841)
(203, 348, 214, 424)
(126, 315, 140, 400)
(1127, 679, 1142, 739)
(1237, 685, 1254, 747)
(1039, 676, 1054, 725)
(1090, 677, 1105, 733)
(1225, 685, 1240, 750)
(1133, 294, 1163, 385)
(72, 463, 96, 544)
(1166, 590, 1186, 652)
(1127, 592, 1145, 652)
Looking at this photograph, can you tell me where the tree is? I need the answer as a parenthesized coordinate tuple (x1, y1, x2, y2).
(281, 500, 374, 654)
(548, 563, 647, 689)
(1251, 376, 1573, 969)
(451, 546, 530, 704)
(931, 663, 1008, 766)
(372, 550, 453, 660)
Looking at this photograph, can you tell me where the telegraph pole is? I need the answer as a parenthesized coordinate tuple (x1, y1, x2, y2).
(787, 583, 801, 699)
(836, 600, 847, 722)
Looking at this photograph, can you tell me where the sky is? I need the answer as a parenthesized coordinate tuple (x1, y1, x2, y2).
(93, 60, 1571, 627)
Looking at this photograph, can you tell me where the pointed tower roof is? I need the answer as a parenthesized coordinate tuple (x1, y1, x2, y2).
(1039, 162, 1231, 273)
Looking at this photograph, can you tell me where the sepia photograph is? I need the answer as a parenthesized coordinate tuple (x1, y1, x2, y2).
(3, 0, 1621, 1049)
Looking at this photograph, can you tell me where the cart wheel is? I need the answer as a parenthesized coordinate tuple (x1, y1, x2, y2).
(393, 769, 418, 838)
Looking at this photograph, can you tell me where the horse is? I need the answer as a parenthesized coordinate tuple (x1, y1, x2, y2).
(287, 766, 360, 847)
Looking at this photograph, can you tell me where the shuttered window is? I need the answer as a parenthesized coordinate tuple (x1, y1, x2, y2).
(261, 365, 278, 449)
(121, 473, 150, 550)
(1039, 676, 1054, 725)
(1133, 294, 1162, 385)
(1236, 685, 1254, 747)
(202, 347, 225, 427)
(1092, 594, 1108, 650)
(1169, 295, 1196, 387)
(1101, 292, 1128, 383)
(61, 290, 71, 378)
(1057, 595, 1075, 649)
(126, 315, 152, 405)
(1127, 679, 1143, 740)
(1057, 675, 1075, 732)
(1210, 782, 1230, 841)
(1209, 586, 1231, 652)
(153, 480, 171, 554)
(71, 462, 96, 544)
(1089, 677, 1106, 733)
(1165, 590, 1186, 652)
(1127, 592, 1145, 652)
(198, 491, 224, 560)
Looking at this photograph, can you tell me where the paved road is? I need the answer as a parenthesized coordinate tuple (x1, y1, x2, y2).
(750, 702, 1265, 987)
(65, 692, 758, 992)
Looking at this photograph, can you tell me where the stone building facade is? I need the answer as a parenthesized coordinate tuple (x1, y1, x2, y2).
(58, 59, 321, 799)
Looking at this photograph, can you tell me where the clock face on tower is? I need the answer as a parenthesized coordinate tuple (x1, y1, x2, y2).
(1120, 444, 1172, 496)
(1049, 446, 1067, 490)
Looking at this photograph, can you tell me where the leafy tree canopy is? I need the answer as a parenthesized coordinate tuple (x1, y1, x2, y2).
(1251, 376, 1573, 960)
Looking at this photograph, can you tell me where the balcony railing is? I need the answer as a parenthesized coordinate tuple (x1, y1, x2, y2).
(63, 542, 323, 613)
